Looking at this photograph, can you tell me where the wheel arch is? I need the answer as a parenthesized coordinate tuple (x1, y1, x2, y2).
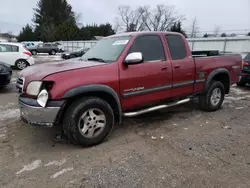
(205, 68, 230, 94)
(62, 84, 122, 124)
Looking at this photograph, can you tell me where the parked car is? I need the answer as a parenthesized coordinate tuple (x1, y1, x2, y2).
(22, 41, 43, 48)
(61, 48, 89, 60)
(54, 42, 64, 52)
(0, 61, 12, 87)
(17, 31, 242, 147)
(0, 42, 34, 70)
(28, 43, 60, 55)
(237, 52, 250, 87)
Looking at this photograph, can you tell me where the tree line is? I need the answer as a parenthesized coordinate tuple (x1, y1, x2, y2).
(17, 0, 189, 42)
(17, 0, 115, 42)
(17, 0, 250, 42)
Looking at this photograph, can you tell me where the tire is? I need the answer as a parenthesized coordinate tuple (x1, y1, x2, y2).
(15, 59, 29, 70)
(62, 97, 115, 147)
(50, 50, 56, 55)
(31, 50, 37, 55)
(237, 78, 246, 87)
(199, 81, 225, 112)
(70, 55, 76, 59)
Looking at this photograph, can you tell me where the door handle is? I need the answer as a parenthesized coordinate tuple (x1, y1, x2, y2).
(174, 64, 180, 68)
(161, 66, 168, 70)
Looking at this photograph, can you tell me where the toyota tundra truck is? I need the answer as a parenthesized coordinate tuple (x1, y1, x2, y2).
(17, 31, 242, 147)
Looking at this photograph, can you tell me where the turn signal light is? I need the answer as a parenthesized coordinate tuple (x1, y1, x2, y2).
(242, 61, 249, 66)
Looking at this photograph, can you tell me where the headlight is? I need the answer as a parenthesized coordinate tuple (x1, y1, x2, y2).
(0, 65, 7, 73)
(26, 81, 42, 96)
(37, 89, 49, 107)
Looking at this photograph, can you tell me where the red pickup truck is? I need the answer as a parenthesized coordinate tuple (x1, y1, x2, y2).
(17, 31, 242, 147)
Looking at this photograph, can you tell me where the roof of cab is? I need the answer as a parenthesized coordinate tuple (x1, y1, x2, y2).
(105, 31, 182, 38)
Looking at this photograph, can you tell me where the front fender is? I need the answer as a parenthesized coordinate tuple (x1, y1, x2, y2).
(63, 84, 122, 124)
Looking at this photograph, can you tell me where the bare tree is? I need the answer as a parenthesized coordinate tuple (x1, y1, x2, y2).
(75, 12, 83, 28)
(140, 4, 183, 31)
(190, 17, 199, 38)
(116, 5, 146, 32)
(116, 4, 182, 32)
(213, 25, 221, 37)
(113, 18, 120, 33)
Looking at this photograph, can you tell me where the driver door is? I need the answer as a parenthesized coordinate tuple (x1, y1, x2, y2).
(119, 35, 173, 111)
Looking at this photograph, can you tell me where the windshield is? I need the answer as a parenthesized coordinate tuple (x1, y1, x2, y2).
(80, 36, 131, 63)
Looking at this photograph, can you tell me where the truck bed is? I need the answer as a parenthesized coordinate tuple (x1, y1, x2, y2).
(193, 53, 242, 93)
(192, 50, 240, 58)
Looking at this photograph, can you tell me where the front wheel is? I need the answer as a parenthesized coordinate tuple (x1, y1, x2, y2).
(199, 81, 225, 112)
(237, 78, 246, 87)
(63, 97, 114, 147)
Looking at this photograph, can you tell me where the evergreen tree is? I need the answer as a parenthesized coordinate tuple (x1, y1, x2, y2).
(169, 21, 187, 38)
(33, 0, 77, 41)
(203, 33, 208, 38)
(221, 33, 227, 37)
(17, 24, 35, 42)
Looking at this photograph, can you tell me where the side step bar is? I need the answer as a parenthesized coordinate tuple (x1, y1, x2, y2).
(123, 98, 190, 117)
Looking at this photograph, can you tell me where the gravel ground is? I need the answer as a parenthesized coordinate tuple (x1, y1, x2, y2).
(0, 64, 250, 188)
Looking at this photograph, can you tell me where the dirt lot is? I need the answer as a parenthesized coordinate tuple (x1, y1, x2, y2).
(1, 68, 250, 188)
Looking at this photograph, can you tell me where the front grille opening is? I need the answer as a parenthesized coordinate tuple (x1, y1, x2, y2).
(16, 77, 24, 93)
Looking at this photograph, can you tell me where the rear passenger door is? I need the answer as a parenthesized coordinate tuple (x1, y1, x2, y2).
(165, 34, 195, 97)
(120, 35, 173, 110)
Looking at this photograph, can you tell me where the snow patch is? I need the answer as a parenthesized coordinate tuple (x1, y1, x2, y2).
(0, 103, 16, 110)
(50, 167, 73, 179)
(11, 78, 17, 83)
(45, 159, 66, 167)
(0, 109, 20, 121)
(16, 160, 42, 175)
(230, 87, 248, 95)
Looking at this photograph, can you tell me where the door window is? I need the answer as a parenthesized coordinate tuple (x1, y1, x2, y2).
(0, 44, 19, 52)
(129, 35, 166, 62)
(165, 35, 187, 60)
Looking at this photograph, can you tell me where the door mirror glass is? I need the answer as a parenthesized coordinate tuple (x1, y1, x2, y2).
(124, 52, 143, 65)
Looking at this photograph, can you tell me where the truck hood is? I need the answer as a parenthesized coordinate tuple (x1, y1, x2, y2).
(19, 60, 104, 81)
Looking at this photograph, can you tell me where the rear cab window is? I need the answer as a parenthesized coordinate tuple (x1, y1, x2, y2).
(128, 35, 166, 62)
(165, 35, 187, 60)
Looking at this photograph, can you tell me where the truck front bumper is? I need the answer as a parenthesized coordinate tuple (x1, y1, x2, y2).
(19, 97, 65, 127)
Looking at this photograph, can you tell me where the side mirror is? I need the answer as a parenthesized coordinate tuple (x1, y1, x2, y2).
(124, 52, 143, 65)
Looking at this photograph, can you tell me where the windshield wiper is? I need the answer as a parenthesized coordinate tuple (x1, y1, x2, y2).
(87, 57, 106, 63)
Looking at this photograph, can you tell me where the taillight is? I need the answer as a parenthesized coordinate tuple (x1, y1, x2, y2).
(24, 51, 32, 56)
(242, 61, 249, 66)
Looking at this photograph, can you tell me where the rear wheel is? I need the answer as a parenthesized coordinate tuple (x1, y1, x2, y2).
(199, 81, 225, 112)
(15, 59, 29, 70)
(31, 50, 37, 55)
(50, 50, 56, 55)
(62, 97, 114, 147)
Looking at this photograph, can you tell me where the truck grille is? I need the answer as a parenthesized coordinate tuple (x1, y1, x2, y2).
(16, 77, 24, 93)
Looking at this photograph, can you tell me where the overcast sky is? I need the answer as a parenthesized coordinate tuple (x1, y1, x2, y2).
(0, 0, 249, 35)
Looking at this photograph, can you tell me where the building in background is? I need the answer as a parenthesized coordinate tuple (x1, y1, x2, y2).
(0, 33, 17, 42)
